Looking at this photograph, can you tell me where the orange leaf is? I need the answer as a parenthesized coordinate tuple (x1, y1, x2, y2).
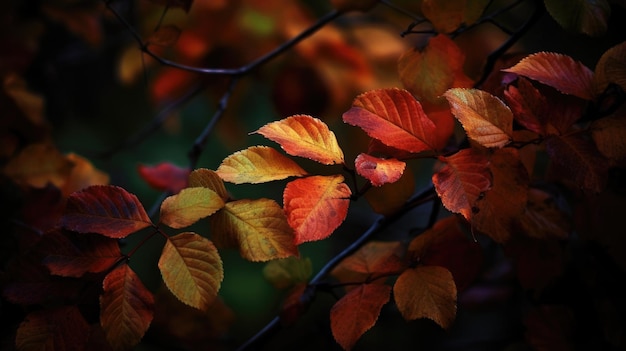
(393, 265, 457, 329)
(330, 284, 391, 350)
(331, 241, 406, 286)
(421, 0, 490, 33)
(138, 162, 189, 194)
(444, 88, 513, 148)
(283, 175, 351, 244)
(61, 185, 153, 238)
(354, 153, 405, 187)
(158, 232, 223, 311)
(160, 187, 225, 229)
(100, 264, 154, 351)
(503, 52, 595, 100)
(343, 88, 438, 153)
(61, 153, 110, 197)
(188, 168, 229, 201)
(211, 199, 298, 261)
(147, 25, 181, 47)
(216, 146, 307, 184)
(254, 115, 344, 165)
(398, 35, 473, 103)
(546, 134, 608, 192)
(364, 166, 415, 216)
(593, 41, 626, 95)
(2, 142, 73, 188)
(432, 148, 492, 222)
(16, 306, 90, 351)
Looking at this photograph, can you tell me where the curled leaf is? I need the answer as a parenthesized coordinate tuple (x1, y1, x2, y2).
(354, 153, 405, 187)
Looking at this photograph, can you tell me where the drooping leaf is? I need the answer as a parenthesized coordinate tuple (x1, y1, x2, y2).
(444, 88, 513, 148)
(503, 52, 595, 100)
(160, 187, 225, 229)
(393, 265, 457, 329)
(544, 0, 610, 36)
(364, 167, 415, 216)
(283, 175, 351, 244)
(158, 232, 223, 311)
(253, 115, 345, 165)
(432, 148, 492, 222)
(2, 142, 73, 188)
(216, 146, 307, 184)
(330, 284, 392, 350)
(398, 35, 473, 103)
(16, 306, 90, 351)
(137, 162, 189, 194)
(61, 185, 153, 238)
(263, 256, 312, 289)
(188, 168, 229, 201)
(546, 134, 608, 192)
(331, 241, 406, 287)
(354, 153, 406, 187)
(211, 199, 298, 262)
(343, 88, 439, 153)
(100, 264, 154, 351)
(421, 0, 490, 33)
(593, 41, 626, 95)
(592, 112, 626, 166)
(147, 24, 181, 47)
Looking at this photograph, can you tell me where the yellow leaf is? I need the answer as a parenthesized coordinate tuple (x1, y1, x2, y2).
(188, 168, 229, 201)
(216, 146, 307, 184)
(160, 187, 225, 229)
(3, 143, 73, 188)
(263, 256, 312, 289)
(158, 232, 223, 311)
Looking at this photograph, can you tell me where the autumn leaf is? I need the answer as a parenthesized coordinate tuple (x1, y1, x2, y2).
(253, 115, 345, 165)
(544, 0, 610, 36)
(444, 88, 513, 148)
(147, 25, 181, 47)
(188, 168, 229, 201)
(592, 111, 626, 166)
(2, 143, 73, 188)
(330, 284, 391, 350)
(343, 88, 439, 153)
(100, 264, 154, 351)
(211, 199, 298, 261)
(263, 256, 312, 289)
(331, 241, 406, 286)
(421, 0, 490, 33)
(216, 146, 307, 184)
(16, 306, 90, 351)
(432, 148, 492, 222)
(61, 185, 153, 238)
(280, 283, 309, 326)
(364, 167, 415, 216)
(354, 153, 405, 187)
(546, 134, 608, 192)
(503, 52, 595, 100)
(283, 175, 351, 244)
(516, 188, 571, 240)
(61, 153, 110, 196)
(393, 265, 457, 329)
(138, 162, 189, 194)
(505, 236, 564, 292)
(160, 187, 225, 229)
(593, 41, 626, 95)
(158, 232, 223, 311)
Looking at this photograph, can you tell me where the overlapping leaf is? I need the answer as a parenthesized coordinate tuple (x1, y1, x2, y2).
(216, 146, 307, 184)
(211, 199, 298, 261)
(593, 41, 626, 95)
(253, 115, 344, 165)
(354, 153, 406, 187)
(100, 264, 154, 351)
(546, 134, 608, 192)
(61, 153, 110, 196)
(283, 175, 351, 244)
(516, 188, 571, 240)
(364, 167, 415, 216)
(61, 185, 153, 238)
(138, 162, 189, 194)
(421, 0, 490, 33)
(444, 88, 513, 148)
(160, 187, 225, 229)
(503, 52, 595, 100)
(188, 168, 229, 201)
(16, 306, 90, 351)
(330, 284, 391, 350)
(432, 149, 492, 222)
(343, 88, 439, 153)
(158, 232, 223, 311)
(331, 241, 406, 286)
(544, 0, 610, 36)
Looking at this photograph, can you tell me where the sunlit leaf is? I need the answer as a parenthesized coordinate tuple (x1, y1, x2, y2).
(331, 241, 406, 287)
(159, 232, 223, 311)
(432, 148, 492, 222)
(147, 24, 181, 47)
(188, 168, 229, 201)
(61, 153, 110, 197)
(444, 88, 513, 148)
(16, 306, 90, 351)
(283, 175, 351, 244)
(546, 134, 608, 192)
(2, 143, 73, 188)
(393, 265, 457, 329)
(364, 167, 415, 216)
(544, 0, 610, 36)
(254, 115, 345, 165)
(211, 199, 298, 261)
(343, 88, 439, 153)
(354, 153, 405, 187)
(100, 264, 154, 351)
(160, 187, 225, 229)
(61, 185, 153, 238)
(216, 146, 307, 184)
(330, 284, 391, 350)
(503, 52, 595, 100)
(421, 0, 490, 33)
(593, 41, 626, 95)
(263, 256, 312, 289)
(138, 162, 189, 194)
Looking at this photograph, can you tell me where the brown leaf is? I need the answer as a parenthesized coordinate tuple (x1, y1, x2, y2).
(16, 306, 90, 351)
(2, 143, 73, 188)
(331, 241, 406, 286)
(147, 25, 181, 47)
(593, 41, 626, 95)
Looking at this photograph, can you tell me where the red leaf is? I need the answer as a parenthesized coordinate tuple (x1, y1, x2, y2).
(331, 241, 406, 286)
(138, 162, 190, 194)
(61, 185, 153, 238)
(354, 153, 406, 187)
(330, 284, 391, 350)
(16, 306, 90, 351)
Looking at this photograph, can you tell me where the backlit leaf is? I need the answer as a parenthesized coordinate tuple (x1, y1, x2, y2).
(421, 0, 490, 33)
(61, 185, 153, 238)
(2, 143, 73, 188)
(343, 88, 438, 153)
(331, 284, 391, 350)
(216, 146, 307, 184)
(100, 264, 154, 351)
(284, 175, 351, 244)
(138, 162, 189, 194)
(254, 115, 345, 165)
(444, 88, 513, 148)
(354, 153, 405, 187)
(432, 148, 492, 222)
(263, 256, 312, 289)
(394, 265, 457, 329)
(331, 241, 406, 286)
(159, 232, 223, 311)
(16, 306, 90, 351)
(160, 187, 225, 229)
(211, 199, 298, 262)
(504, 78, 548, 135)
(544, 0, 610, 36)
(593, 41, 626, 95)
(188, 168, 229, 201)
(503, 52, 595, 100)
(546, 134, 608, 192)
